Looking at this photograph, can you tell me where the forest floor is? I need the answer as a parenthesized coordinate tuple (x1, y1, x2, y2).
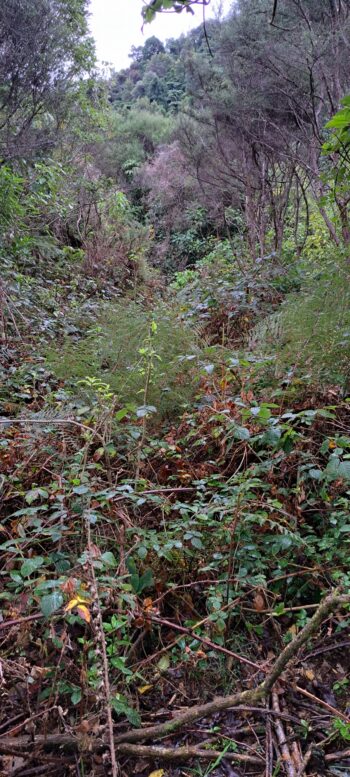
(1, 257, 350, 777)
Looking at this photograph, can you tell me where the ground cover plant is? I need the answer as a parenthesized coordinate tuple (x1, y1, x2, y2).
(2, 2, 350, 777)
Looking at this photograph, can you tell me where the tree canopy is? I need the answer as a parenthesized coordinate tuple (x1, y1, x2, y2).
(0, 0, 95, 159)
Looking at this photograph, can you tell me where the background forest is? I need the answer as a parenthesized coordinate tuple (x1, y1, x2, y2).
(2, 1, 350, 776)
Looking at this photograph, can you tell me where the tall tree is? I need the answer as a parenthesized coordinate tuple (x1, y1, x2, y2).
(0, 0, 95, 161)
(176, 0, 350, 253)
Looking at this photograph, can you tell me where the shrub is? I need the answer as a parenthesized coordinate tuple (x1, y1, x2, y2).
(173, 241, 284, 345)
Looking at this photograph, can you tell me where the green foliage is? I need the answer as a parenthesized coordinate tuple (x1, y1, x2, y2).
(142, 0, 207, 23)
(97, 104, 173, 184)
(0, 0, 95, 160)
(332, 718, 350, 742)
(302, 211, 334, 263)
(109, 20, 215, 116)
(173, 240, 284, 344)
(266, 256, 350, 387)
(324, 95, 350, 151)
(0, 166, 26, 233)
(169, 225, 210, 268)
(45, 300, 203, 416)
(172, 267, 199, 288)
(0, 161, 67, 260)
(2, 4, 350, 770)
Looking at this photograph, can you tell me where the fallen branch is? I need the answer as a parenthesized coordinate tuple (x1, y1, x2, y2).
(0, 734, 80, 753)
(113, 590, 350, 745)
(265, 706, 273, 777)
(261, 592, 349, 693)
(296, 746, 313, 777)
(295, 685, 350, 724)
(0, 591, 348, 760)
(272, 690, 296, 777)
(114, 686, 266, 745)
(116, 742, 264, 764)
(326, 747, 350, 762)
(0, 612, 45, 631)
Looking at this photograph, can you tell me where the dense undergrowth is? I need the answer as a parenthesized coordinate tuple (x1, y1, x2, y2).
(2, 233, 350, 776)
(1, 158, 350, 777)
(2, 1, 350, 775)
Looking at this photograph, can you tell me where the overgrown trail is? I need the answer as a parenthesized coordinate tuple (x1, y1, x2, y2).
(2, 0, 350, 775)
(2, 245, 350, 777)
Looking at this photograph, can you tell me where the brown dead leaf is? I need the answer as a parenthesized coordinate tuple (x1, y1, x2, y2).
(303, 669, 315, 681)
(253, 593, 266, 612)
(60, 578, 77, 596)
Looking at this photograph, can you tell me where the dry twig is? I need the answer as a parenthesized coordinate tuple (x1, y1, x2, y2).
(116, 743, 264, 764)
(86, 517, 119, 777)
(150, 614, 263, 671)
(0, 590, 349, 769)
(271, 690, 296, 777)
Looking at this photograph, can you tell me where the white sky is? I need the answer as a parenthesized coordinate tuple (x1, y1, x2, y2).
(88, 0, 232, 72)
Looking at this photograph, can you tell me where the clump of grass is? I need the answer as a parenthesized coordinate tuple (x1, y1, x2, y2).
(46, 300, 205, 416)
(253, 255, 350, 387)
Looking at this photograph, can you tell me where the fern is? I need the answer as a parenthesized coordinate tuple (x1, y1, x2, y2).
(45, 300, 204, 417)
(253, 255, 350, 387)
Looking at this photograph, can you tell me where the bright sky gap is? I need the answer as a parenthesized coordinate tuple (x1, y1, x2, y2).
(89, 0, 232, 71)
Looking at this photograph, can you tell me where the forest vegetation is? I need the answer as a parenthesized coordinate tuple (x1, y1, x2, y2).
(1, 1, 350, 776)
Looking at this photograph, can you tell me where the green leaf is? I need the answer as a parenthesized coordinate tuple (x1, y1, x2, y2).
(127, 557, 138, 575)
(191, 536, 203, 549)
(101, 551, 118, 567)
(115, 407, 130, 422)
(250, 406, 261, 416)
(325, 457, 350, 482)
(136, 405, 157, 418)
(143, 5, 156, 20)
(25, 488, 49, 504)
(138, 568, 154, 592)
(71, 688, 82, 705)
(124, 706, 141, 727)
(72, 484, 90, 495)
(257, 407, 271, 422)
(209, 597, 222, 611)
(110, 656, 133, 675)
(20, 556, 45, 577)
(262, 427, 281, 446)
(111, 695, 141, 726)
(233, 425, 250, 440)
(308, 468, 323, 480)
(130, 573, 140, 593)
(157, 654, 170, 672)
(40, 591, 63, 617)
(10, 572, 23, 583)
(326, 109, 350, 129)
